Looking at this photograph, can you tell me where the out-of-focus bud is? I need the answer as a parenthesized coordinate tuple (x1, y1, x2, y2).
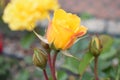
(89, 36, 103, 56)
(33, 48, 48, 69)
(40, 41, 50, 53)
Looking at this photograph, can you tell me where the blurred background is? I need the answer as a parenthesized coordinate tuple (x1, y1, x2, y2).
(0, 0, 120, 80)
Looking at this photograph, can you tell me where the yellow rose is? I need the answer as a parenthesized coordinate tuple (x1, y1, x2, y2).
(2, 0, 59, 31)
(46, 9, 87, 50)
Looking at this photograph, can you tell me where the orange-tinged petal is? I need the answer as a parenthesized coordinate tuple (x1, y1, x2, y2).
(53, 25, 73, 49)
(46, 9, 87, 50)
(63, 31, 85, 50)
(46, 22, 56, 43)
(76, 25, 88, 37)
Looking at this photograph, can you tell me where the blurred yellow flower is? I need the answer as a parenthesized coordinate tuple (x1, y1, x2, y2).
(46, 9, 87, 50)
(2, 0, 59, 31)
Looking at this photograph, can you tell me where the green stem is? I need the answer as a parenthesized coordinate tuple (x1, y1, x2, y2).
(43, 69, 49, 80)
(94, 56, 99, 80)
(48, 53, 56, 80)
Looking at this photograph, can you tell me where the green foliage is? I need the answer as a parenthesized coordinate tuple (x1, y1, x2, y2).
(69, 37, 89, 55)
(62, 57, 80, 74)
(0, 16, 11, 35)
(61, 35, 119, 80)
(116, 65, 120, 80)
(0, 33, 119, 80)
(24, 56, 33, 65)
(79, 52, 94, 76)
(57, 70, 68, 80)
(20, 32, 35, 49)
(0, 56, 11, 79)
(79, 12, 93, 20)
(100, 47, 117, 60)
(81, 72, 93, 80)
(14, 70, 29, 80)
(0, 56, 19, 80)
(99, 35, 113, 54)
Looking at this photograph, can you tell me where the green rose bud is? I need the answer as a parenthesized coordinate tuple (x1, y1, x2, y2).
(89, 36, 103, 56)
(33, 48, 48, 69)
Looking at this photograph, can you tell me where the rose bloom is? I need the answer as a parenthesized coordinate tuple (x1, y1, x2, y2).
(2, 0, 59, 31)
(46, 9, 87, 50)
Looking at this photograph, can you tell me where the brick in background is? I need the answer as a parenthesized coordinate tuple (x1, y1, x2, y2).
(58, 0, 120, 19)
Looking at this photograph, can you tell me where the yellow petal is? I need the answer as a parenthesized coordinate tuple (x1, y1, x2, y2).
(53, 25, 73, 49)
(2, 0, 59, 31)
(46, 9, 88, 50)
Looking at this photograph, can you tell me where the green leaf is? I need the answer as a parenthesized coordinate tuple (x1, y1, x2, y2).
(100, 47, 117, 60)
(98, 59, 111, 70)
(57, 70, 68, 80)
(62, 57, 80, 74)
(0, 56, 4, 64)
(99, 35, 113, 53)
(15, 70, 29, 80)
(70, 38, 89, 54)
(79, 12, 93, 20)
(21, 32, 35, 49)
(116, 65, 120, 80)
(79, 52, 94, 76)
(81, 72, 93, 80)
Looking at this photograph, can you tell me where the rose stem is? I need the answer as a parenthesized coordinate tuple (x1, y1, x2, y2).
(43, 69, 49, 80)
(48, 53, 56, 80)
(94, 56, 99, 80)
(52, 53, 58, 77)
